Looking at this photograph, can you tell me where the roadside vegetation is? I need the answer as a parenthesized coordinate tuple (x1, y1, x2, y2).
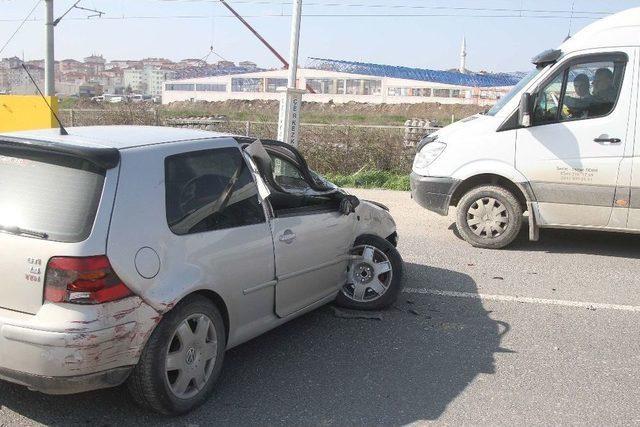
(60, 98, 484, 126)
(162, 99, 484, 126)
(324, 170, 410, 191)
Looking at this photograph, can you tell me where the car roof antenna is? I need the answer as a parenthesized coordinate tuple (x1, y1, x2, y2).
(21, 63, 68, 136)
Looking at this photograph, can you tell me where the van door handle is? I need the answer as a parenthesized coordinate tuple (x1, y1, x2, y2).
(279, 230, 296, 244)
(594, 136, 621, 145)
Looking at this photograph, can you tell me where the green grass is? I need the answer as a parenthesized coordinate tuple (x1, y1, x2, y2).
(58, 97, 79, 109)
(324, 170, 410, 191)
(160, 108, 409, 126)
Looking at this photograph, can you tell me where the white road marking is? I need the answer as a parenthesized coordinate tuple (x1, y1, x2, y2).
(403, 287, 640, 313)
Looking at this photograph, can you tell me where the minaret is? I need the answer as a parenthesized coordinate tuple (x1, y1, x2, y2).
(459, 36, 467, 74)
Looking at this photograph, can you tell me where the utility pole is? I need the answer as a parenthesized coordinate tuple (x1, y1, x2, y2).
(44, 0, 55, 96)
(43, 1, 102, 96)
(287, 0, 302, 89)
(277, 0, 305, 147)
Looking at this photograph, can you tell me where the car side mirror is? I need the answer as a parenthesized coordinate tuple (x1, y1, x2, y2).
(519, 92, 532, 128)
(339, 195, 360, 215)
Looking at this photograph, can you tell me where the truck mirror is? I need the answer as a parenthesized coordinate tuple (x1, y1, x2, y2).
(519, 92, 532, 128)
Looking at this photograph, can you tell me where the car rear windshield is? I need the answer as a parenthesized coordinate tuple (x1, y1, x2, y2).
(0, 151, 106, 242)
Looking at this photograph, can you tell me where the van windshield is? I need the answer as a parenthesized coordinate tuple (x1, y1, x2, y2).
(0, 151, 105, 242)
(486, 68, 541, 116)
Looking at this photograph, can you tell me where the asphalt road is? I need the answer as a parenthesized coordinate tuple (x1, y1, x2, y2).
(2, 188, 640, 426)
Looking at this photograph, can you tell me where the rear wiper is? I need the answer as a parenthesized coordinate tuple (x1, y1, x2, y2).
(0, 224, 49, 239)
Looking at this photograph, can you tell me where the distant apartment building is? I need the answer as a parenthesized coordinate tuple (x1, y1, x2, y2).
(24, 59, 46, 70)
(59, 59, 83, 73)
(59, 71, 86, 85)
(0, 54, 261, 96)
(141, 58, 175, 68)
(97, 68, 125, 93)
(6, 64, 44, 94)
(84, 54, 106, 74)
(0, 57, 21, 92)
(0, 70, 8, 92)
(0, 57, 22, 70)
(106, 60, 141, 70)
(124, 67, 176, 96)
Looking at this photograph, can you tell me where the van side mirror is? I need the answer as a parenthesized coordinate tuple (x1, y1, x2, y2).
(519, 93, 532, 128)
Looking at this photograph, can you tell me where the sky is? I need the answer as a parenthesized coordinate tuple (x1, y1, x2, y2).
(0, 0, 637, 73)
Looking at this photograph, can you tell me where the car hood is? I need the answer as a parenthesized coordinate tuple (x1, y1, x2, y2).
(429, 114, 501, 146)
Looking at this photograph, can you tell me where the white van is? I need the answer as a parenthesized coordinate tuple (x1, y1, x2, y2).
(410, 7, 640, 248)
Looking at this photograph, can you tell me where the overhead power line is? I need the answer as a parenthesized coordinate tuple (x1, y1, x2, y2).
(0, 0, 41, 56)
(153, 0, 612, 17)
(0, 12, 608, 22)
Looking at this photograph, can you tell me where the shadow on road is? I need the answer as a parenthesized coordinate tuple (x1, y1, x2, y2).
(448, 219, 640, 259)
(0, 263, 509, 425)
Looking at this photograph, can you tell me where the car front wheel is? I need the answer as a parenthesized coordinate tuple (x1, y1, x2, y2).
(336, 235, 404, 310)
(127, 295, 226, 415)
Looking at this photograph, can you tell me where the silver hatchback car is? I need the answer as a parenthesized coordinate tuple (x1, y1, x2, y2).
(0, 126, 402, 414)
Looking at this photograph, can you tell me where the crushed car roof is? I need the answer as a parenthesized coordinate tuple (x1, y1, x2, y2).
(0, 126, 236, 150)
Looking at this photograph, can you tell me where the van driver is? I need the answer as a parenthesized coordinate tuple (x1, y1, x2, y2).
(564, 73, 593, 118)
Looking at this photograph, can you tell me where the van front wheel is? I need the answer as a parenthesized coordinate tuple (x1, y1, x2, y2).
(455, 185, 523, 249)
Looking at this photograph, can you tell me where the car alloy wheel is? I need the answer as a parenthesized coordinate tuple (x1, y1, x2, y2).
(466, 197, 509, 239)
(165, 313, 218, 400)
(342, 244, 393, 303)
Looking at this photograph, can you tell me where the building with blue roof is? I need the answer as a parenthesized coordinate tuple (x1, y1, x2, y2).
(163, 42, 521, 106)
(305, 57, 521, 88)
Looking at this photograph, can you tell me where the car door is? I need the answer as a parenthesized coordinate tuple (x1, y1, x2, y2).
(265, 151, 356, 318)
(161, 145, 278, 344)
(516, 50, 634, 227)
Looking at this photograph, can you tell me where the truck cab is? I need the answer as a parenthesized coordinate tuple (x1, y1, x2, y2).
(410, 7, 640, 248)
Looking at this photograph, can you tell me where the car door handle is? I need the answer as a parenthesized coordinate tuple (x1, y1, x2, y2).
(594, 136, 621, 145)
(279, 230, 296, 244)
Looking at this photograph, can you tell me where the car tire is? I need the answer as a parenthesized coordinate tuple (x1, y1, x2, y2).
(336, 235, 404, 310)
(455, 185, 523, 249)
(127, 295, 226, 415)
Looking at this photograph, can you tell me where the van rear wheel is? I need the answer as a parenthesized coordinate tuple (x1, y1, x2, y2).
(455, 185, 523, 249)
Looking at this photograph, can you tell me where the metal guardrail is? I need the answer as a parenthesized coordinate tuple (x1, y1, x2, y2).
(164, 116, 440, 146)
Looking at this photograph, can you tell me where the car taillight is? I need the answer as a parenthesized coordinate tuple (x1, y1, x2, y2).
(44, 255, 133, 304)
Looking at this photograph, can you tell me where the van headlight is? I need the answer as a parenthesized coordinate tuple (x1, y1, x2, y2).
(413, 141, 446, 173)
